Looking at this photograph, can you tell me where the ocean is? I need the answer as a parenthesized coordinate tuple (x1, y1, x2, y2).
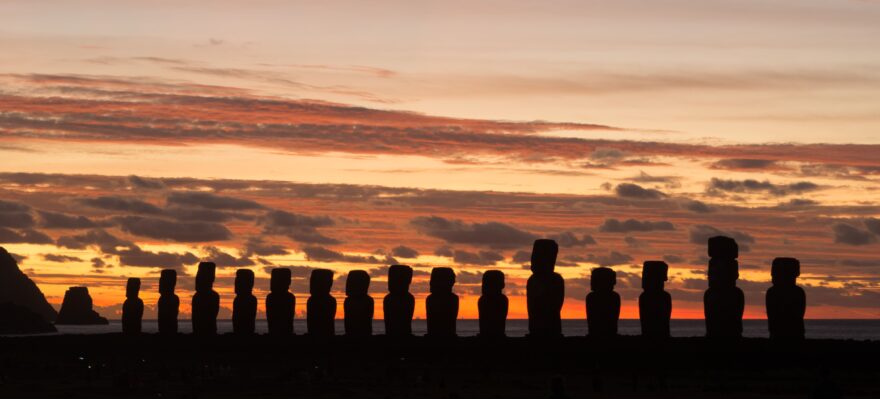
(44, 319, 880, 340)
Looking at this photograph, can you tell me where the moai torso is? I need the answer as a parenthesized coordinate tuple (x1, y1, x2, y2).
(478, 270, 508, 338)
(586, 267, 620, 338)
(307, 269, 336, 337)
(266, 268, 295, 335)
(192, 262, 220, 336)
(527, 239, 564, 338)
(384, 265, 415, 337)
(122, 278, 144, 335)
(233, 269, 257, 335)
(766, 257, 806, 340)
(158, 269, 179, 335)
(639, 261, 672, 338)
(344, 270, 374, 337)
(426, 267, 458, 338)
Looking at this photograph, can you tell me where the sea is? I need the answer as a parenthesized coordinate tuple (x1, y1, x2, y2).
(38, 319, 880, 340)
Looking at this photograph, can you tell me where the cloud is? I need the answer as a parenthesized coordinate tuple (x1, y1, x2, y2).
(79, 196, 162, 214)
(242, 237, 289, 257)
(707, 178, 821, 196)
(4, 73, 880, 170)
(56, 229, 133, 252)
(259, 210, 338, 244)
(452, 250, 504, 266)
(434, 246, 454, 257)
(390, 245, 419, 259)
(114, 246, 200, 269)
(584, 251, 634, 267)
(614, 183, 666, 199)
(688, 224, 756, 252)
(166, 191, 265, 210)
(511, 250, 532, 264)
(662, 254, 686, 264)
(0, 227, 53, 244)
(37, 211, 99, 229)
(685, 200, 713, 213)
(832, 223, 876, 246)
(711, 158, 780, 170)
(865, 218, 880, 236)
(128, 175, 165, 189)
(301, 246, 385, 264)
(0, 211, 35, 229)
(0, 199, 30, 213)
(550, 231, 596, 247)
(115, 216, 232, 242)
(410, 216, 535, 250)
(201, 246, 254, 267)
(598, 218, 675, 233)
(42, 254, 84, 263)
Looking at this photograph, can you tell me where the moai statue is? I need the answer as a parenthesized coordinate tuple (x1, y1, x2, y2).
(383, 265, 415, 337)
(639, 261, 672, 338)
(157, 269, 179, 335)
(266, 268, 295, 336)
(192, 262, 220, 336)
(704, 236, 744, 339)
(426, 267, 458, 338)
(122, 278, 144, 335)
(344, 270, 374, 337)
(233, 269, 257, 335)
(527, 239, 565, 338)
(307, 269, 336, 337)
(766, 257, 806, 340)
(586, 267, 620, 338)
(478, 270, 508, 338)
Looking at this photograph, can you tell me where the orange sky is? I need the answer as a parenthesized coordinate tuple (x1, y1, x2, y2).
(0, 0, 878, 320)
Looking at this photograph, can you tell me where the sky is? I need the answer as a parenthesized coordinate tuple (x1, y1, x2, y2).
(0, 0, 878, 320)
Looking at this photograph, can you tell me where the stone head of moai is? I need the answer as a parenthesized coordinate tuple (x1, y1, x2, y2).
(642, 261, 668, 291)
(708, 236, 739, 259)
(590, 267, 617, 292)
(708, 258, 739, 288)
(195, 262, 216, 292)
(530, 239, 559, 274)
(345, 270, 370, 296)
(159, 269, 177, 295)
(430, 267, 456, 294)
(270, 268, 292, 293)
(310, 269, 334, 295)
(482, 270, 505, 295)
(235, 269, 255, 295)
(388, 264, 413, 294)
(771, 257, 800, 286)
(126, 278, 141, 299)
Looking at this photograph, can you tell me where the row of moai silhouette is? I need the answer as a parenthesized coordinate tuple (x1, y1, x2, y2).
(120, 236, 805, 339)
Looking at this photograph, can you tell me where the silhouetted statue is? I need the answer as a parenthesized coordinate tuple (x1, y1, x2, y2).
(478, 270, 508, 338)
(233, 269, 257, 335)
(639, 261, 671, 338)
(426, 267, 458, 338)
(307, 269, 336, 337)
(384, 264, 415, 337)
(527, 239, 564, 338)
(191, 262, 220, 336)
(704, 237, 744, 338)
(266, 268, 295, 335)
(766, 257, 806, 340)
(344, 270, 373, 337)
(586, 267, 620, 338)
(157, 269, 179, 335)
(55, 286, 109, 325)
(122, 278, 143, 335)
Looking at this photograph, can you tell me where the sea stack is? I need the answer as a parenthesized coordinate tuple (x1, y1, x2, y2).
(55, 286, 109, 325)
(0, 247, 58, 323)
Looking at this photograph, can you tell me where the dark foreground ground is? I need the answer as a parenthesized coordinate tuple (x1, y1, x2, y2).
(0, 335, 877, 398)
